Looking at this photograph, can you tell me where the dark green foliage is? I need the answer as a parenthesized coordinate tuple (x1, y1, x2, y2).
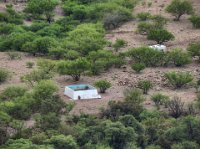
(172, 141, 200, 149)
(102, 89, 145, 120)
(131, 62, 146, 73)
(147, 29, 174, 44)
(94, 80, 111, 93)
(0, 68, 9, 83)
(190, 15, 200, 28)
(165, 71, 193, 89)
(37, 112, 61, 130)
(103, 11, 132, 29)
(137, 80, 153, 94)
(166, 0, 194, 21)
(168, 48, 192, 67)
(80, 120, 136, 149)
(1, 139, 54, 149)
(47, 135, 78, 149)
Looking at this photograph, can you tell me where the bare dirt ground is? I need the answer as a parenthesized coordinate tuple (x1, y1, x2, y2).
(0, 0, 200, 115)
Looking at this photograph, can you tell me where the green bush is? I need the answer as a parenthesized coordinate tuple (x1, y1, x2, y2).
(151, 15, 167, 28)
(131, 62, 146, 73)
(127, 47, 166, 67)
(0, 68, 9, 83)
(0, 86, 27, 101)
(137, 12, 151, 21)
(137, 22, 155, 35)
(187, 42, 200, 62)
(165, 71, 193, 88)
(147, 29, 174, 44)
(190, 15, 200, 28)
(151, 93, 169, 109)
(113, 39, 127, 52)
(137, 80, 153, 94)
(168, 48, 192, 67)
(94, 80, 111, 93)
(166, 0, 194, 21)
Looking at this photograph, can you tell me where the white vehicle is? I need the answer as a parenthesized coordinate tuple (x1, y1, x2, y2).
(149, 44, 167, 52)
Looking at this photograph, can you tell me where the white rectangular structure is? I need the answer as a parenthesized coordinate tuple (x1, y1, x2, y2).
(64, 84, 101, 100)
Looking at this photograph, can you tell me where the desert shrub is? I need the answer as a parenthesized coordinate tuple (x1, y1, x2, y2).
(127, 47, 166, 67)
(168, 48, 192, 67)
(102, 89, 145, 119)
(151, 93, 169, 109)
(47, 135, 78, 149)
(112, 57, 126, 68)
(166, 0, 194, 21)
(103, 11, 132, 30)
(0, 68, 9, 83)
(22, 60, 56, 86)
(26, 61, 34, 68)
(137, 12, 151, 21)
(168, 97, 184, 118)
(87, 50, 119, 75)
(191, 80, 200, 93)
(165, 71, 193, 89)
(124, 88, 145, 105)
(187, 42, 200, 62)
(22, 37, 58, 56)
(57, 58, 90, 81)
(113, 39, 127, 52)
(151, 15, 167, 28)
(137, 22, 155, 35)
(131, 62, 146, 73)
(137, 80, 153, 94)
(147, 29, 174, 44)
(6, 52, 21, 60)
(94, 80, 111, 93)
(0, 86, 27, 101)
(190, 15, 200, 28)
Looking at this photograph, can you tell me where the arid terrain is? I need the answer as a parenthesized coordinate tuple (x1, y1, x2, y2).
(0, 0, 200, 115)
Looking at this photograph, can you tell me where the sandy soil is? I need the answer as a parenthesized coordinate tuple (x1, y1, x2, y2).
(0, 0, 200, 115)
